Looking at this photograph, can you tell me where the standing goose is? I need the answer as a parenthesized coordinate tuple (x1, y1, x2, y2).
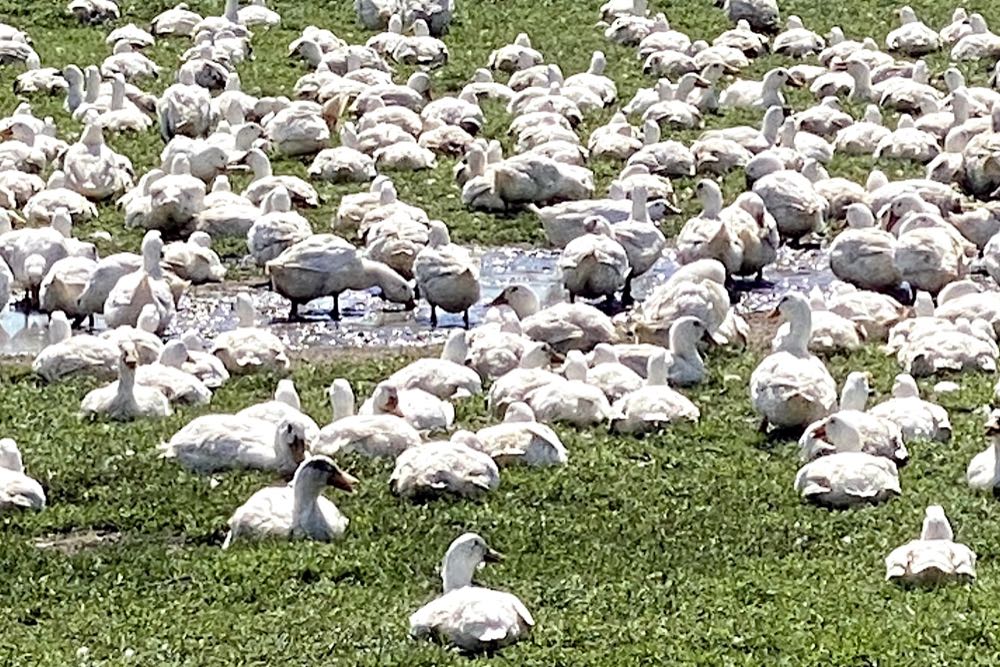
(80, 345, 173, 421)
(222, 456, 357, 549)
(0, 438, 46, 511)
(413, 221, 480, 328)
(885, 506, 975, 584)
(157, 68, 212, 141)
(313, 380, 421, 458)
(750, 293, 837, 432)
(247, 187, 314, 267)
(611, 186, 666, 305)
(558, 216, 630, 304)
(410, 533, 534, 652)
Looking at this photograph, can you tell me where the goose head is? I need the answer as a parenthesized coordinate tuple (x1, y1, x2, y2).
(371, 382, 404, 417)
(985, 409, 1000, 449)
(769, 292, 813, 354)
(762, 68, 791, 92)
(80, 123, 105, 148)
(583, 215, 614, 238)
(412, 19, 431, 37)
(670, 315, 718, 354)
(839, 371, 871, 411)
(407, 72, 431, 95)
(141, 230, 164, 276)
(489, 284, 540, 319)
(159, 340, 188, 368)
(694, 179, 723, 218)
(646, 349, 669, 385)
(897, 5, 918, 24)
(24, 254, 47, 292)
(811, 414, 862, 451)
(442, 330, 469, 365)
(519, 341, 550, 369)
(0, 438, 24, 474)
(273, 418, 308, 472)
(589, 50, 607, 75)
(920, 505, 954, 541)
(441, 532, 503, 592)
(514, 33, 532, 48)
(891, 373, 920, 398)
(234, 292, 256, 327)
(327, 378, 356, 421)
(137, 304, 160, 333)
(273, 378, 301, 410)
(504, 401, 536, 423)
(47, 311, 72, 345)
(292, 455, 358, 494)
(426, 219, 451, 247)
(845, 203, 875, 229)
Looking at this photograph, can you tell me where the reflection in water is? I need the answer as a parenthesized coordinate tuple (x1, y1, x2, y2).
(0, 245, 835, 357)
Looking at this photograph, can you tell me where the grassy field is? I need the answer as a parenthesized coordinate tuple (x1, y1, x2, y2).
(2, 346, 1000, 665)
(3, 0, 1000, 663)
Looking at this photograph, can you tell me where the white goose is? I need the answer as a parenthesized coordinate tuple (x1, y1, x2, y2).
(868, 374, 951, 443)
(489, 284, 616, 353)
(558, 216, 630, 304)
(103, 230, 176, 334)
(390, 433, 499, 500)
(160, 416, 307, 476)
(157, 68, 212, 141)
(474, 402, 567, 467)
(410, 533, 534, 652)
(313, 380, 421, 458)
(247, 187, 314, 267)
(0, 438, 46, 511)
(362, 381, 454, 434)
(31, 312, 120, 382)
(413, 221, 480, 328)
(134, 341, 213, 406)
(62, 123, 133, 201)
(524, 351, 612, 427)
(885, 6, 940, 56)
(222, 456, 356, 549)
(750, 293, 837, 432)
(387, 331, 482, 399)
(211, 293, 291, 375)
(794, 445, 901, 508)
(829, 203, 901, 291)
(885, 506, 975, 584)
(162, 232, 226, 284)
(719, 67, 792, 109)
(80, 345, 173, 421)
(968, 409, 1000, 491)
(610, 349, 700, 434)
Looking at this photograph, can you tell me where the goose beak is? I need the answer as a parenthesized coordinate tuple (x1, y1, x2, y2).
(787, 73, 805, 87)
(694, 76, 711, 88)
(483, 547, 504, 564)
(812, 424, 827, 439)
(488, 292, 509, 307)
(985, 419, 1000, 436)
(702, 329, 723, 346)
(329, 467, 359, 493)
(766, 307, 780, 320)
(830, 59, 847, 72)
(290, 434, 307, 465)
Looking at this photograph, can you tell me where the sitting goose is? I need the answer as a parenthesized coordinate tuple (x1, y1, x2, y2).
(868, 373, 951, 443)
(584, 344, 644, 403)
(162, 232, 226, 284)
(474, 402, 567, 467)
(23, 170, 98, 224)
(829, 203, 901, 291)
(31, 312, 120, 383)
(0, 438, 46, 511)
(390, 433, 499, 500)
(413, 221, 480, 328)
(488, 33, 542, 73)
(238, 148, 319, 208)
(885, 506, 976, 584)
(798, 374, 908, 465)
(80, 345, 173, 421)
(967, 409, 1000, 491)
(211, 293, 290, 375)
(61, 122, 133, 201)
(487, 342, 562, 416)
(885, 6, 940, 56)
(313, 380, 421, 458)
(410, 533, 533, 652)
(222, 456, 356, 549)
(134, 341, 213, 406)
(362, 381, 454, 434)
(524, 351, 612, 427)
(719, 67, 793, 109)
(160, 416, 306, 476)
(772, 288, 863, 354)
(750, 292, 837, 433)
(794, 446, 901, 508)
(489, 284, 616, 353)
(386, 331, 482, 399)
(308, 124, 376, 184)
(610, 349, 700, 435)
(103, 231, 176, 334)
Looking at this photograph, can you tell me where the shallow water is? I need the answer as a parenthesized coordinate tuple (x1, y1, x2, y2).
(0, 245, 835, 357)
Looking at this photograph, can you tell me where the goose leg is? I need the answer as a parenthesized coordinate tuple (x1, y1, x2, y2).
(331, 294, 341, 321)
(622, 273, 635, 307)
(463, 309, 470, 329)
(430, 305, 438, 328)
(757, 416, 769, 434)
(289, 301, 299, 321)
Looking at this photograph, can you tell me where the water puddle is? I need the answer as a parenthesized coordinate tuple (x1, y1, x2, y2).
(1, 245, 835, 357)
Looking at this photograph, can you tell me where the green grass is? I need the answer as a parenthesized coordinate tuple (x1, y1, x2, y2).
(0, 0, 979, 259)
(1, 345, 1000, 665)
(3, 0, 1000, 663)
